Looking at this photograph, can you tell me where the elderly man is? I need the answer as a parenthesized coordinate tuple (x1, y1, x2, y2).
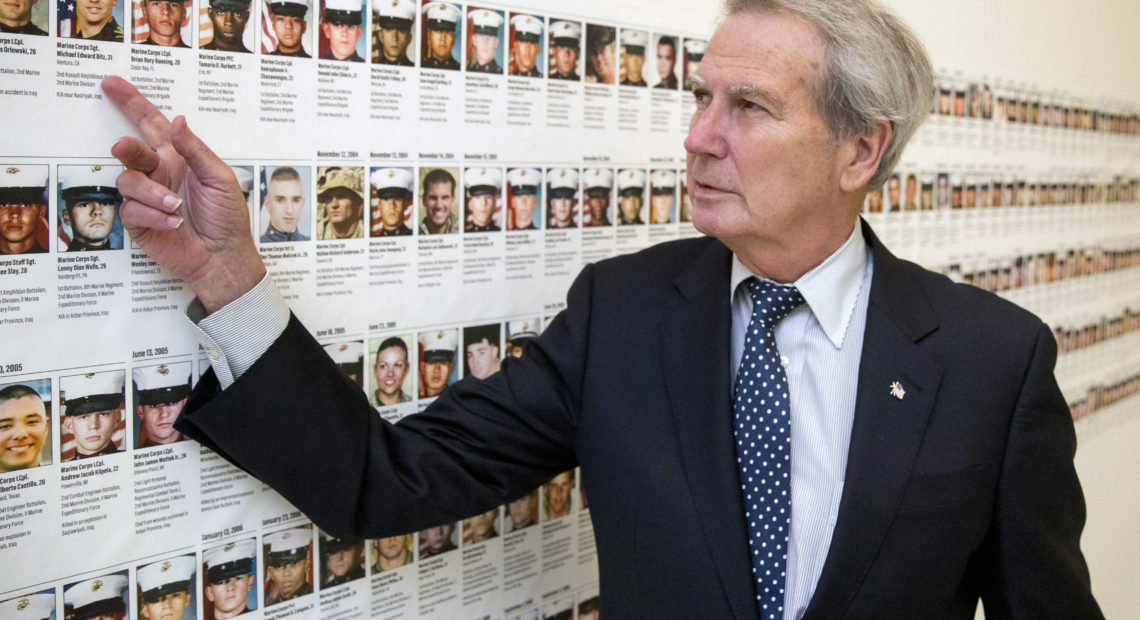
(0, 165, 48, 254)
(102, 0, 1100, 616)
(137, 0, 188, 46)
(202, 0, 250, 52)
(266, 0, 309, 57)
(0, 0, 46, 34)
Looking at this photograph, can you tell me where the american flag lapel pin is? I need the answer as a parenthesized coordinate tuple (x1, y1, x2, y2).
(889, 381, 906, 400)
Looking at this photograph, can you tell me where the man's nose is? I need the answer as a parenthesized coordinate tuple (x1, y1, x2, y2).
(683, 102, 729, 159)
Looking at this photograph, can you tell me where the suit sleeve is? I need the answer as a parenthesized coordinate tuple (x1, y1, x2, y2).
(976, 324, 1103, 618)
(176, 264, 598, 538)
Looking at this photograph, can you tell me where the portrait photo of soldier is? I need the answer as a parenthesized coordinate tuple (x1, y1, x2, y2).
(546, 20, 579, 81)
(505, 487, 538, 533)
(371, 534, 413, 572)
(615, 169, 646, 225)
(545, 167, 578, 229)
(903, 172, 918, 211)
(369, 335, 413, 407)
(462, 507, 499, 545)
(417, 329, 456, 399)
(652, 34, 678, 89)
(417, 167, 458, 234)
(463, 323, 500, 379)
(137, 554, 197, 620)
(58, 164, 124, 252)
(264, 525, 314, 606)
(263, 0, 310, 57)
(61, 370, 125, 461)
(59, 0, 123, 40)
(64, 572, 129, 620)
(505, 319, 538, 359)
(0, 591, 54, 620)
(578, 596, 600, 620)
(1, 0, 47, 35)
(319, 532, 365, 587)
(133, 361, 191, 449)
(864, 183, 882, 213)
(543, 469, 574, 521)
(507, 13, 541, 78)
(465, 8, 503, 74)
(681, 38, 705, 90)
(581, 168, 612, 227)
(935, 172, 951, 210)
(419, 1, 459, 71)
(0, 165, 49, 255)
(370, 0, 413, 65)
(0, 380, 52, 475)
(920, 174, 934, 210)
(417, 522, 457, 558)
(203, 538, 258, 620)
(369, 167, 413, 236)
(315, 166, 365, 239)
(260, 165, 310, 242)
(464, 167, 501, 233)
(618, 29, 647, 87)
(506, 168, 540, 230)
(201, 0, 251, 52)
(583, 23, 614, 84)
(134, 0, 190, 46)
(323, 341, 363, 388)
(886, 172, 901, 212)
(320, 0, 363, 61)
(649, 169, 676, 224)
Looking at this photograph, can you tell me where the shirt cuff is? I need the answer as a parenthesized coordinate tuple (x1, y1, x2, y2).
(186, 274, 290, 389)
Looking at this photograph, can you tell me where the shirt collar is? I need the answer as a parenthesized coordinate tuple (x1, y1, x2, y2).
(730, 222, 868, 349)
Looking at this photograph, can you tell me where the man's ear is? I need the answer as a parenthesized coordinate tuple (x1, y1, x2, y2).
(839, 119, 892, 193)
(61, 207, 71, 226)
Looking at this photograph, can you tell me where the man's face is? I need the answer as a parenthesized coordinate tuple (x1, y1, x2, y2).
(465, 339, 499, 379)
(377, 196, 407, 230)
(622, 48, 643, 82)
(467, 193, 494, 227)
(0, 0, 35, 26)
(423, 181, 453, 227)
(552, 44, 577, 75)
(1, 203, 43, 248)
(421, 524, 452, 551)
(470, 32, 497, 65)
(545, 472, 572, 517)
(268, 557, 309, 599)
(136, 397, 185, 445)
(205, 574, 254, 617)
(144, 0, 185, 40)
(585, 194, 607, 221)
(465, 509, 497, 539)
(867, 190, 882, 212)
(419, 358, 453, 397)
(427, 26, 454, 61)
(684, 12, 855, 254)
(508, 491, 535, 529)
(139, 592, 190, 620)
(325, 546, 359, 577)
(378, 25, 409, 61)
(549, 196, 574, 225)
(591, 42, 614, 82)
(887, 177, 900, 206)
(904, 177, 917, 205)
(322, 188, 359, 224)
(509, 194, 535, 226)
(209, 6, 248, 47)
(64, 408, 121, 455)
(76, 0, 112, 26)
(650, 194, 673, 223)
(0, 395, 48, 472)
(618, 194, 641, 222)
(272, 13, 305, 52)
(936, 176, 950, 205)
(513, 38, 538, 72)
(265, 178, 304, 233)
(373, 346, 408, 399)
(66, 201, 116, 245)
(323, 22, 361, 60)
(656, 42, 675, 79)
(375, 535, 408, 561)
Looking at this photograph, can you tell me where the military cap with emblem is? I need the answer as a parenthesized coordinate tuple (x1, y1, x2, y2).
(137, 555, 197, 604)
(264, 528, 312, 567)
(64, 574, 128, 620)
(323, 0, 361, 26)
(59, 165, 123, 207)
(548, 20, 580, 48)
(546, 168, 579, 199)
(418, 330, 457, 363)
(320, 531, 363, 555)
(370, 168, 414, 201)
(61, 371, 125, 416)
(683, 38, 706, 61)
(205, 539, 257, 583)
(133, 362, 192, 407)
(317, 167, 364, 202)
(620, 29, 647, 56)
(507, 320, 538, 345)
(268, 0, 308, 17)
(617, 169, 646, 197)
(509, 14, 542, 43)
(231, 166, 255, 198)
(582, 168, 613, 199)
(467, 8, 502, 37)
(650, 169, 676, 195)
(0, 593, 54, 620)
(465, 167, 502, 197)
(210, 0, 251, 12)
(506, 168, 540, 196)
(0, 166, 48, 206)
(421, 1, 459, 32)
(373, 0, 414, 28)
(323, 341, 363, 377)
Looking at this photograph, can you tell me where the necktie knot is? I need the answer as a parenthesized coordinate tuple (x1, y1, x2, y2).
(747, 278, 804, 329)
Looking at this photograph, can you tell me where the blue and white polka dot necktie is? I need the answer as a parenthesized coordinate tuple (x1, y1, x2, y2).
(733, 277, 804, 619)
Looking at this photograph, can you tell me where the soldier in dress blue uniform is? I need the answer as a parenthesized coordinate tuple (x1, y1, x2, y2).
(649, 169, 677, 224)
(133, 362, 192, 448)
(204, 539, 257, 619)
(369, 167, 414, 236)
(137, 555, 196, 620)
(581, 168, 613, 227)
(682, 38, 706, 91)
(619, 29, 648, 87)
(506, 168, 541, 230)
(320, 0, 364, 61)
(59, 165, 124, 252)
(319, 532, 366, 586)
(653, 35, 679, 89)
(61, 371, 125, 460)
(371, 0, 414, 65)
(464, 168, 502, 232)
(0, 593, 54, 620)
(64, 574, 129, 620)
(508, 14, 542, 77)
(264, 528, 314, 605)
(0, 165, 48, 255)
(616, 169, 646, 225)
(466, 9, 502, 73)
(546, 168, 579, 229)
(266, 0, 309, 57)
(547, 21, 580, 81)
(420, 2, 459, 70)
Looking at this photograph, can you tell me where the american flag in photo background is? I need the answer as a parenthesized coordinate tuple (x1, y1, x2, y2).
(132, 0, 150, 42)
(261, 0, 277, 52)
(58, 0, 76, 36)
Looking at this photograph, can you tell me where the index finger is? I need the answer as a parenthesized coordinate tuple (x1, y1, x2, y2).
(101, 75, 174, 149)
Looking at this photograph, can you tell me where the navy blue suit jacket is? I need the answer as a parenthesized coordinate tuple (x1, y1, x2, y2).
(178, 222, 1100, 618)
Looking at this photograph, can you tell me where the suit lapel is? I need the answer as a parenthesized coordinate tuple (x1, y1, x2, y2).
(804, 222, 944, 618)
(659, 239, 759, 619)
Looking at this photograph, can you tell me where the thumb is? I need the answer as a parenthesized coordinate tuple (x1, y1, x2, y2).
(170, 115, 237, 190)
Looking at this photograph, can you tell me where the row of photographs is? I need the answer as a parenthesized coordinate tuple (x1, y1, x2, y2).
(0, 489, 599, 620)
(862, 171, 1139, 213)
(0, 164, 694, 255)
(938, 244, 1140, 294)
(1051, 308, 1140, 356)
(11, 0, 704, 88)
(1070, 372, 1140, 422)
(0, 316, 547, 473)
